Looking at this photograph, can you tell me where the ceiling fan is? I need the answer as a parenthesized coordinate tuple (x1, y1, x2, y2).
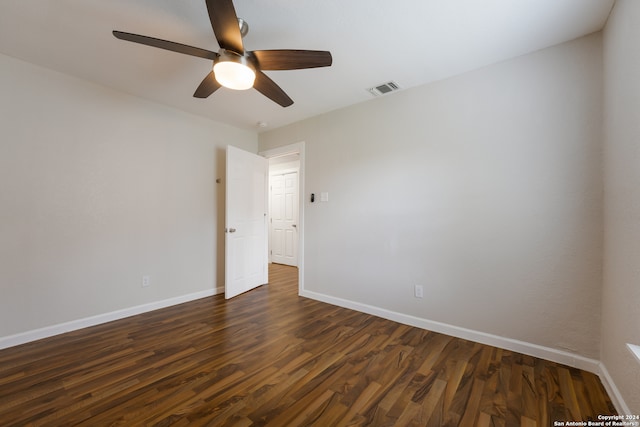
(113, 0, 332, 107)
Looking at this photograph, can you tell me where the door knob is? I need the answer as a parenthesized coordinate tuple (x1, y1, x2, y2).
(227, 228, 236, 233)
(292, 224, 297, 228)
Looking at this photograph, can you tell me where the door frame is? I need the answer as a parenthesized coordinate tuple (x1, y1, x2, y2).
(259, 142, 305, 294)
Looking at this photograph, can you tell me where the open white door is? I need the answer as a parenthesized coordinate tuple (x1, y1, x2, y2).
(225, 145, 268, 299)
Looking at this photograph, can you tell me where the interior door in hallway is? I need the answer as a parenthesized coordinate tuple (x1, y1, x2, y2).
(270, 171, 298, 266)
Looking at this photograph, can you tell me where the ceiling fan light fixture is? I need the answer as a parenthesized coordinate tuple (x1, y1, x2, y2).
(112, 0, 332, 106)
(213, 51, 255, 90)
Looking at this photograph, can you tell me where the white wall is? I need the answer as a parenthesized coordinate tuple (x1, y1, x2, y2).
(260, 34, 603, 360)
(0, 53, 257, 340)
(602, 0, 640, 414)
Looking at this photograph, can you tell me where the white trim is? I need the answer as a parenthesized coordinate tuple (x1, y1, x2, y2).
(2, 282, 631, 413)
(300, 289, 601, 373)
(597, 362, 632, 415)
(627, 343, 640, 364)
(299, 289, 640, 413)
(0, 289, 217, 350)
(260, 142, 305, 292)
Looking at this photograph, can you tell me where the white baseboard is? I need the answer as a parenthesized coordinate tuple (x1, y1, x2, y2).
(2, 285, 629, 414)
(0, 288, 220, 350)
(300, 290, 638, 413)
(300, 289, 601, 374)
(597, 363, 632, 415)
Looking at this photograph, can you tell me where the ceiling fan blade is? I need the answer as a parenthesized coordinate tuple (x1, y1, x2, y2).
(253, 71, 293, 107)
(251, 50, 333, 70)
(113, 31, 218, 60)
(193, 71, 221, 98)
(205, 0, 244, 54)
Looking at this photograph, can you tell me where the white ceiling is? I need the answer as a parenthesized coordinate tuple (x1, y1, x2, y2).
(0, 0, 614, 132)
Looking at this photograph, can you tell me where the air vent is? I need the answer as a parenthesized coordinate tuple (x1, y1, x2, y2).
(367, 81, 401, 97)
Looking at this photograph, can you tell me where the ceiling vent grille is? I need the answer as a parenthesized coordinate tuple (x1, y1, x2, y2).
(367, 81, 401, 97)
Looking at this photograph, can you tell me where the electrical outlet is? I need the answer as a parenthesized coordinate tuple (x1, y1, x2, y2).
(142, 276, 150, 288)
(414, 285, 424, 298)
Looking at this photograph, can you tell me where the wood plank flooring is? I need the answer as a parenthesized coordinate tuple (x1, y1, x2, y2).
(0, 264, 616, 426)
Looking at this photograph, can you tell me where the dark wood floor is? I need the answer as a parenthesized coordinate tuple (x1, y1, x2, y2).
(0, 264, 616, 426)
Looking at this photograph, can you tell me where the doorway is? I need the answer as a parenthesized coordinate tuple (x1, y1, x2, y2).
(260, 142, 305, 293)
(269, 157, 299, 266)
